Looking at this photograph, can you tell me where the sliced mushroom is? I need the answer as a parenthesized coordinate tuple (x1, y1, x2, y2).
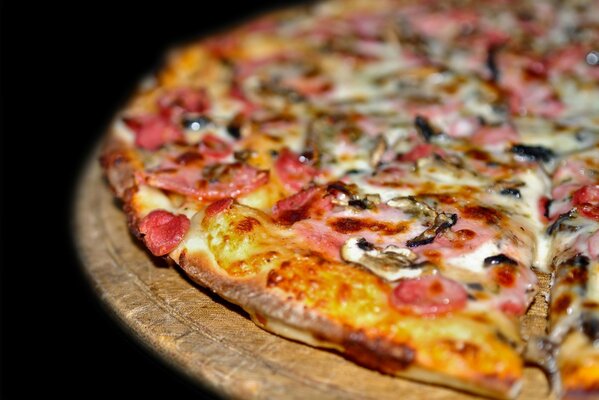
(370, 135, 387, 167)
(492, 180, 524, 199)
(331, 189, 381, 211)
(341, 237, 424, 281)
(414, 115, 441, 142)
(387, 196, 436, 220)
(406, 212, 458, 248)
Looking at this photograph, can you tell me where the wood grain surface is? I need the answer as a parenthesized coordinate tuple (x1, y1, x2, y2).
(74, 151, 555, 400)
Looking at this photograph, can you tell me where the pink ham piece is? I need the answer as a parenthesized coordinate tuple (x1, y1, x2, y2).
(547, 45, 599, 80)
(413, 217, 494, 259)
(471, 124, 519, 148)
(272, 186, 333, 226)
(275, 148, 318, 192)
(124, 87, 211, 151)
(390, 275, 468, 316)
(144, 162, 269, 201)
(157, 87, 210, 119)
(499, 54, 565, 118)
(138, 210, 190, 256)
(281, 75, 332, 97)
(291, 219, 348, 262)
(573, 185, 599, 222)
(490, 263, 537, 317)
(198, 134, 233, 160)
(124, 115, 184, 151)
(398, 143, 445, 163)
(553, 160, 593, 186)
(410, 10, 478, 39)
(205, 197, 235, 218)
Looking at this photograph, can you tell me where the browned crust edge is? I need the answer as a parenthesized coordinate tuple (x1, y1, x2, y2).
(177, 249, 519, 399)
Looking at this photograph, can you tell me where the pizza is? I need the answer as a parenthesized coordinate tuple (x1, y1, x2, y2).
(99, 0, 599, 398)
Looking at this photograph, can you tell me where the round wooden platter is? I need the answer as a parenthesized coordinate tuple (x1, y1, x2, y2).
(75, 150, 554, 400)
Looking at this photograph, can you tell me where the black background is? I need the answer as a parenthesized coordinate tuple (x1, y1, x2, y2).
(1, 1, 305, 397)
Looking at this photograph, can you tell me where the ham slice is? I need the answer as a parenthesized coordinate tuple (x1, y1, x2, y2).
(144, 162, 269, 201)
(390, 275, 468, 316)
(275, 148, 318, 192)
(138, 210, 190, 256)
(124, 115, 183, 151)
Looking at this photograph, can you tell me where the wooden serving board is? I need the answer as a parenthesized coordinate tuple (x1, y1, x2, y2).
(74, 151, 554, 400)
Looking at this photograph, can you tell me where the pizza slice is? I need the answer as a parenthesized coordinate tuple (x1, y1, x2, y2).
(544, 146, 599, 399)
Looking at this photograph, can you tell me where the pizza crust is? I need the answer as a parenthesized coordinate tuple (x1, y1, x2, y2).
(178, 248, 521, 399)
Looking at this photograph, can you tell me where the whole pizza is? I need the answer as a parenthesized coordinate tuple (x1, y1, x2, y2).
(100, 0, 599, 398)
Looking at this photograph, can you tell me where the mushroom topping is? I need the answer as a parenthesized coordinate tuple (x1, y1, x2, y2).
(387, 196, 437, 220)
(414, 115, 442, 142)
(406, 212, 458, 248)
(511, 144, 555, 163)
(341, 237, 425, 281)
(386, 196, 458, 247)
(370, 135, 388, 167)
(329, 184, 381, 211)
(492, 180, 524, 199)
(546, 210, 576, 235)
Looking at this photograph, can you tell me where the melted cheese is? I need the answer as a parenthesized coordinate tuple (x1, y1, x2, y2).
(444, 240, 500, 274)
(112, 119, 135, 144)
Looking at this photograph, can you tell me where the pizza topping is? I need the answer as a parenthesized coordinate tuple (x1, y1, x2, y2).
(418, 216, 495, 261)
(470, 124, 519, 148)
(566, 254, 590, 269)
(331, 188, 381, 210)
(510, 144, 555, 163)
(398, 143, 445, 163)
(275, 148, 319, 192)
(272, 186, 332, 225)
(145, 162, 269, 201)
(356, 237, 374, 251)
(581, 313, 599, 342)
(205, 197, 235, 217)
(499, 187, 522, 199)
(369, 135, 387, 167)
(406, 212, 458, 248)
(386, 197, 436, 219)
(198, 134, 233, 160)
(492, 264, 518, 288)
(539, 196, 551, 222)
(341, 237, 423, 281)
(124, 115, 184, 151)
(226, 117, 243, 140)
(138, 210, 190, 256)
(484, 254, 518, 267)
(390, 275, 468, 316)
(572, 185, 599, 222)
(414, 115, 441, 142)
(158, 87, 210, 119)
(572, 185, 599, 206)
(547, 210, 576, 236)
